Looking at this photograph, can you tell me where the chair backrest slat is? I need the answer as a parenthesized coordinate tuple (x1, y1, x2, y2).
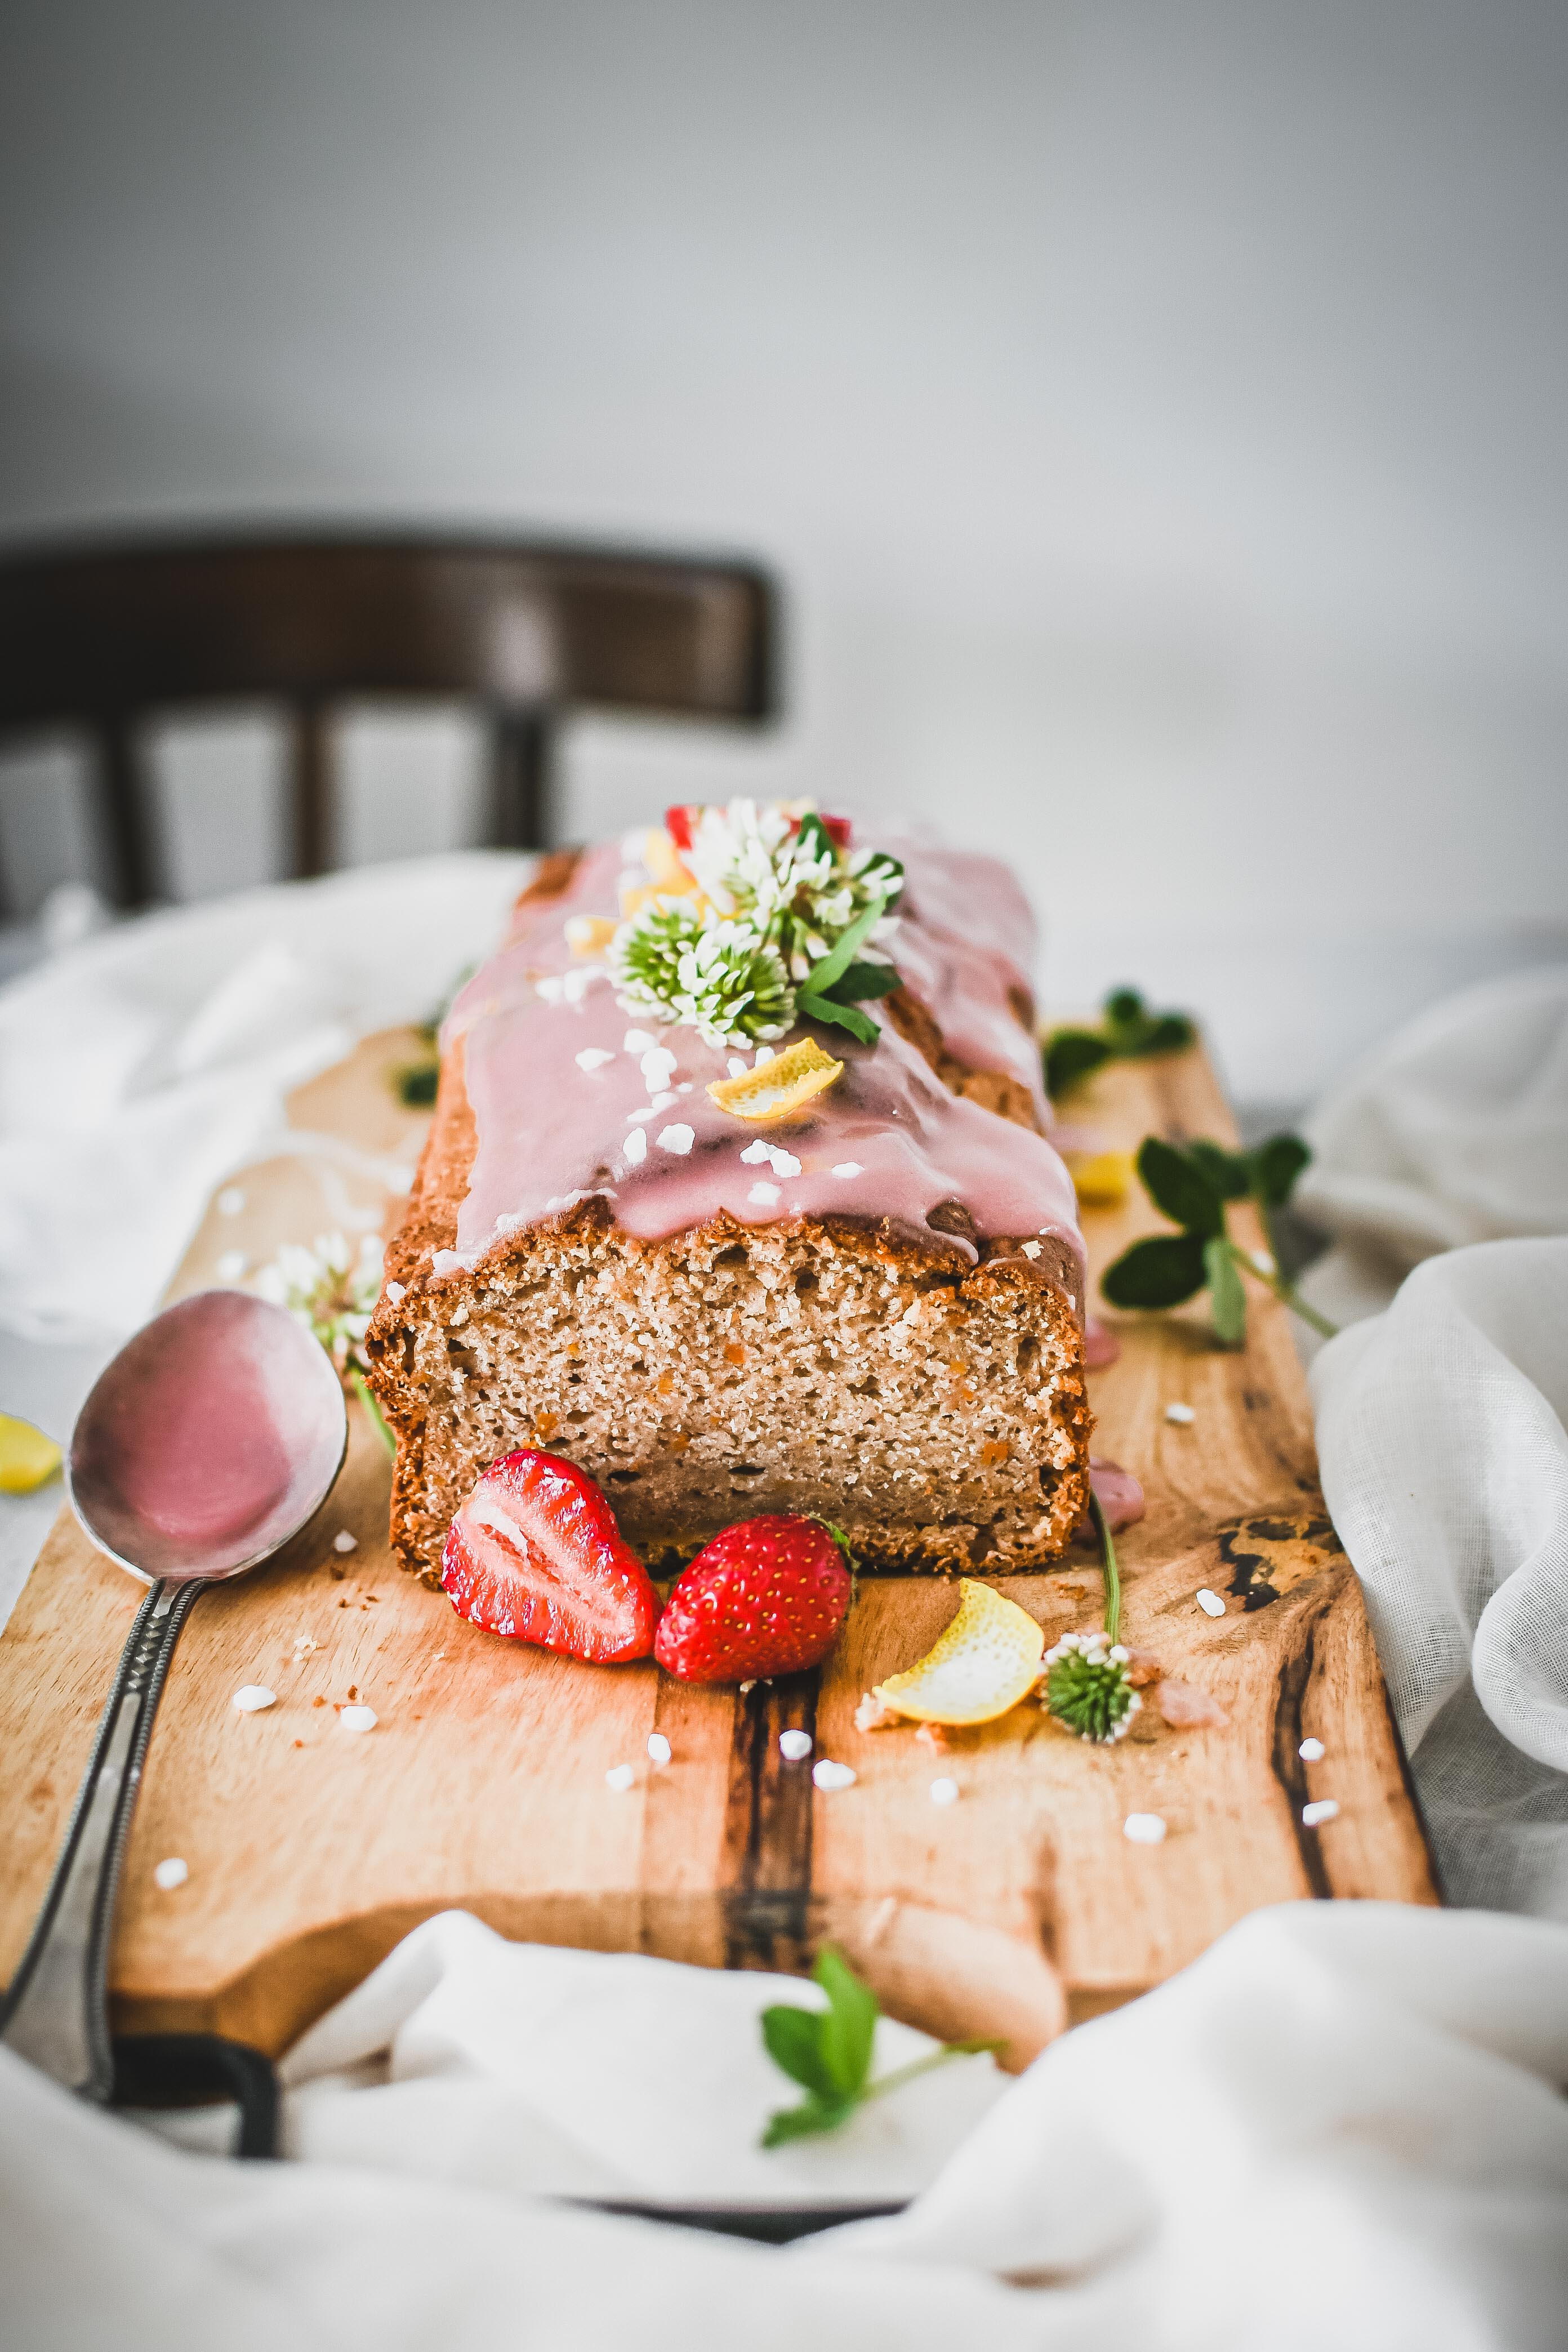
(0, 532, 778, 908)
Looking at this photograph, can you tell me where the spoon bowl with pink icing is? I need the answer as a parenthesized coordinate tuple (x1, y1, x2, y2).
(0, 1290, 347, 2105)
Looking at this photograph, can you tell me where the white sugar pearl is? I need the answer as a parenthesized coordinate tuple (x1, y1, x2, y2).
(1298, 1737, 1326, 1762)
(1195, 1588, 1227, 1617)
(623, 1028, 657, 1053)
(641, 1048, 678, 1090)
(385, 1281, 406, 1303)
(575, 1047, 614, 1072)
(749, 1182, 781, 1206)
(647, 1733, 672, 1765)
(332, 1531, 357, 1554)
(812, 1759, 857, 1791)
(1302, 1798, 1340, 1827)
(1123, 1812, 1168, 1845)
(153, 1857, 188, 1891)
(341, 1705, 378, 1733)
(767, 1148, 801, 1178)
(727, 1056, 750, 1076)
(232, 1685, 276, 1712)
(1165, 1402, 1196, 1425)
(605, 1762, 635, 1792)
(215, 1250, 247, 1283)
(648, 1090, 679, 1112)
(624, 1129, 648, 1165)
(740, 1139, 772, 1165)
(929, 1776, 960, 1807)
(779, 1729, 813, 1761)
(216, 1187, 246, 1217)
(657, 1125, 695, 1156)
(626, 1106, 657, 1124)
(831, 1162, 863, 1179)
(753, 1045, 776, 1066)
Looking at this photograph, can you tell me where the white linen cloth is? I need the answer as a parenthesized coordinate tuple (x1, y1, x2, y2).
(0, 850, 529, 1342)
(1293, 965, 1568, 1335)
(1311, 1237, 1568, 1920)
(5, 1899, 1567, 2352)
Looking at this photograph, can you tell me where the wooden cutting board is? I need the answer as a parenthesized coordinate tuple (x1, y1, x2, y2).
(0, 1029, 1436, 2068)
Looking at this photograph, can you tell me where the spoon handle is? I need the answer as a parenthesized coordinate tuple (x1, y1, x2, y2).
(1, 1578, 202, 2099)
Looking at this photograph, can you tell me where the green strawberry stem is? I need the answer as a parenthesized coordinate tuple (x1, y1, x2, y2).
(1090, 1489, 1122, 1647)
(349, 1369, 398, 1459)
(1221, 1239, 1339, 1340)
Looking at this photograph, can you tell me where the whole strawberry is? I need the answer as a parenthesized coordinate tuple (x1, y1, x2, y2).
(654, 1516, 854, 1684)
(442, 1449, 659, 1664)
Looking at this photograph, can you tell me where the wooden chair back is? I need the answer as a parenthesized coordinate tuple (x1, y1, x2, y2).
(0, 533, 777, 908)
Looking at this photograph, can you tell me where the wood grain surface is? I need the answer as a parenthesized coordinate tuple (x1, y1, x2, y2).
(0, 1028, 1436, 2068)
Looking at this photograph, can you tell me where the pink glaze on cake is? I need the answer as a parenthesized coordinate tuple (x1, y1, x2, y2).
(1087, 1457, 1146, 1531)
(441, 835, 1083, 1289)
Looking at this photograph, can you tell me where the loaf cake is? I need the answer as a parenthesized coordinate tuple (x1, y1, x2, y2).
(365, 802, 1091, 1578)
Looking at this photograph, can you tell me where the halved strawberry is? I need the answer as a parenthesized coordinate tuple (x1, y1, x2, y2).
(653, 1515, 853, 1684)
(442, 1450, 658, 1664)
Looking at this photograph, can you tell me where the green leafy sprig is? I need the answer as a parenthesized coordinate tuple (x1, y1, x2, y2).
(795, 893, 901, 1045)
(1044, 988, 1196, 1100)
(1043, 1494, 1139, 1742)
(760, 1946, 1000, 2146)
(1101, 1134, 1337, 1346)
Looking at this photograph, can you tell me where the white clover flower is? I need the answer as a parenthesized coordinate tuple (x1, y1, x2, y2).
(252, 1231, 383, 1378)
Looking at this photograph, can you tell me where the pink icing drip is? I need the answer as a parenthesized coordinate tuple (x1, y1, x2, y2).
(1084, 1315, 1122, 1370)
(1088, 1457, 1145, 1530)
(886, 844, 1051, 1124)
(443, 835, 1083, 1287)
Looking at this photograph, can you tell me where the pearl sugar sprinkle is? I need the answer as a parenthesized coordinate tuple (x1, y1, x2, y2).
(340, 1704, 378, 1733)
(778, 1728, 813, 1761)
(1195, 1588, 1227, 1617)
(1124, 1812, 1168, 1845)
(929, 1776, 960, 1807)
(233, 1685, 277, 1713)
(1165, 1402, 1196, 1426)
(153, 1857, 189, 1890)
(647, 1733, 672, 1765)
(1298, 1737, 1325, 1762)
(812, 1759, 856, 1792)
(1302, 1798, 1340, 1827)
(605, 1762, 636, 1792)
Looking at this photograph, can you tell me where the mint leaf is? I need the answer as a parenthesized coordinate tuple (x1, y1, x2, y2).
(798, 993, 879, 1045)
(1126, 1010, 1197, 1058)
(1186, 1139, 1250, 1200)
(794, 811, 835, 865)
(1044, 1030, 1113, 1097)
(1101, 1233, 1208, 1310)
(1103, 987, 1148, 1032)
(760, 2004, 838, 2101)
(1205, 1236, 1248, 1347)
(814, 1946, 879, 2100)
(827, 959, 902, 1004)
(800, 894, 888, 999)
(761, 2096, 856, 2148)
(1246, 1132, 1311, 1209)
(1136, 1138, 1226, 1239)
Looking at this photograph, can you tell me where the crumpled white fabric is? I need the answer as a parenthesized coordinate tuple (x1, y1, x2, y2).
(0, 852, 529, 1340)
(1294, 965, 1568, 1336)
(4, 1900, 1566, 2351)
(1311, 1237, 1568, 1919)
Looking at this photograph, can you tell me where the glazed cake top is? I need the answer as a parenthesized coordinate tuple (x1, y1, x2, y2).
(438, 812, 1082, 1285)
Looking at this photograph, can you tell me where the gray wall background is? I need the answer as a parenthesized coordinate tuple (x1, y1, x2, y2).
(2, 0, 1565, 1102)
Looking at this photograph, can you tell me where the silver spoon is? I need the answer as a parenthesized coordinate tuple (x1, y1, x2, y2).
(0, 1289, 347, 2100)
